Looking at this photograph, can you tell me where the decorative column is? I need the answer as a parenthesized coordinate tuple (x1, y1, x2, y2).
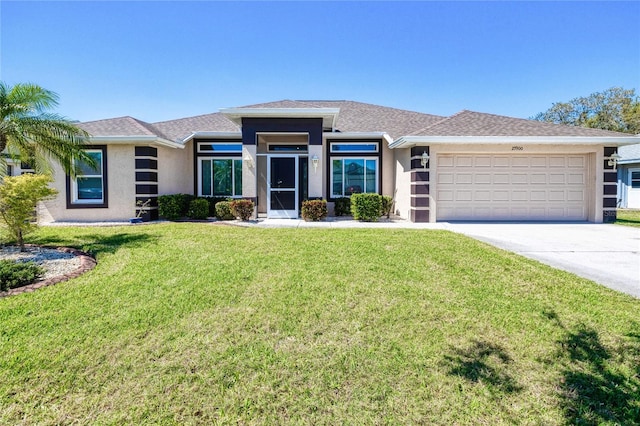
(134, 146, 159, 221)
(602, 147, 618, 223)
(409, 146, 431, 222)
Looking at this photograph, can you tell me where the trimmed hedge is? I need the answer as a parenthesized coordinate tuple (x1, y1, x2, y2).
(0, 260, 44, 291)
(351, 193, 382, 222)
(188, 198, 210, 220)
(334, 197, 351, 216)
(158, 193, 195, 220)
(301, 199, 328, 221)
(230, 199, 255, 221)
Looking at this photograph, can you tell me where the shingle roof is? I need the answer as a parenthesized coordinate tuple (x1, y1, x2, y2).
(153, 112, 240, 141)
(79, 116, 165, 138)
(78, 101, 636, 143)
(241, 100, 445, 139)
(412, 110, 630, 137)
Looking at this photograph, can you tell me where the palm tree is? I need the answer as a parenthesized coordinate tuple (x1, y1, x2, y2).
(0, 82, 94, 176)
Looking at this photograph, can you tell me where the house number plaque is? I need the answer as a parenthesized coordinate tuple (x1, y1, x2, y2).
(511, 146, 524, 151)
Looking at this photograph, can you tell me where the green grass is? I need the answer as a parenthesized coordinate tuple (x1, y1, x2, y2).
(616, 209, 640, 227)
(1, 223, 639, 425)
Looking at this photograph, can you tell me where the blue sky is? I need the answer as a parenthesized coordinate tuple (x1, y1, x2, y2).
(1, 1, 639, 123)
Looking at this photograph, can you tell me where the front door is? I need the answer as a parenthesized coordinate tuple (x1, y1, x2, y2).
(268, 156, 298, 218)
(628, 169, 640, 208)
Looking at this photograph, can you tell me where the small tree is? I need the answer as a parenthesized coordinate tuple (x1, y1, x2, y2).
(0, 174, 57, 251)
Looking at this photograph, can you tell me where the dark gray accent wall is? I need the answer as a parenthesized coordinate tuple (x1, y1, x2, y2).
(409, 146, 430, 222)
(241, 118, 323, 146)
(135, 146, 159, 221)
(603, 147, 618, 223)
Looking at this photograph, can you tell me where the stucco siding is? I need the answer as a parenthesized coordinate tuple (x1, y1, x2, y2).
(41, 145, 136, 222)
(157, 142, 192, 195)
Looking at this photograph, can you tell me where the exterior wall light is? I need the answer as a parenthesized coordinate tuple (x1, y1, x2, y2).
(311, 155, 319, 173)
(244, 154, 255, 169)
(608, 152, 621, 171)
(421, 151, 430, 169)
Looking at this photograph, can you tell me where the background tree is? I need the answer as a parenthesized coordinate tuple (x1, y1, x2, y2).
(0, 174, 57, 251)
(532, 87, 640, 134)
(0, 82, 94, 176)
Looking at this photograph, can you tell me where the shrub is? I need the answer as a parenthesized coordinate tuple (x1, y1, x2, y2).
(188, 198, 210, 220)
(215, 201, 235, 220)
(158, 194, 196, 220)
(175, 193, 195, 216)
(202, 197, 228, 217)
(351, 193, 382, 222)
(158, 195, 182, 220)
(380, 195, 394, 218)
(334, 197, 351, 216)
(301, 199, 328, 222)
(0, 174, 57, 251)
(230, 199, 255, 221)
(0, 260, 44, 291)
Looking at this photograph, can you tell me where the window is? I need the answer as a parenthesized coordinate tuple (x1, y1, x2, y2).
(67, 146, 108, 208)
(200, 158, 242, 197)
(330, 143, 378, 153)
(632, 171, 640, 189)
(331, 158, 378, 197)
(197, 142, 242, 153)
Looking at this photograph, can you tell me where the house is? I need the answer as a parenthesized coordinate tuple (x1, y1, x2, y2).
(32, 100, 640, 223)
(616, 143, 640, 209)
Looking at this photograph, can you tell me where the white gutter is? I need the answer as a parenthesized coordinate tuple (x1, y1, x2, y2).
(389, 135, 640, 149)
(89, 136, 185, 149)
(179, 131, 242, 144)
(324, 131, 394, 146)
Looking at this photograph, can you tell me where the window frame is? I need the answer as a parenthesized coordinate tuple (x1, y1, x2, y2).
(326, 139, 382, 201)
(330, 157, 379, 198)
(198, 156, 243, 198)
(66, 145, 108, 209)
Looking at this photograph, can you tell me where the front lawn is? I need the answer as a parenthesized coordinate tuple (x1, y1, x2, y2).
(1, 224, 638, 424)
(616, 209, 640, 227)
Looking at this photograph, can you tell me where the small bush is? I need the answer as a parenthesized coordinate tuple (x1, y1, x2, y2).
(380, 195, 393, 218)
(0, 260, 44, 291)
(188, 198, 210, 220)
(158, 195, 182, 220)
(158, 194, 197, 220)
(202, 197, 228, 217)
(301, 199, 328, 222)
(351, 193, 382, 222)
(215, 201, 235, 220)
(334, 197, 351, 216)
(230, 199, 255, 221)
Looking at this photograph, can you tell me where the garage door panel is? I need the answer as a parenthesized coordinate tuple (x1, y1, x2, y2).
(437, 154, 588, 221)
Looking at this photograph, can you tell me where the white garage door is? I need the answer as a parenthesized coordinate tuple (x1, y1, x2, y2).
(437, 154, 589, 221)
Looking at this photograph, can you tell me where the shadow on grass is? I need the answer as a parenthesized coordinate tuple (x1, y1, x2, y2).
(544, 309, 640, 424)
(444, 339, 522, 395)
(31, 232, 156, 257)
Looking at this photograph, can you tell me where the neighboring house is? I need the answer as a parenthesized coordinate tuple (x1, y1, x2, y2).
(617, 143, 640, 209)
(35, 100, 640, 223)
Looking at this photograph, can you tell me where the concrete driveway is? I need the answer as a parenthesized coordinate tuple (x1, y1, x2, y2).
(445, 223, 640, 299)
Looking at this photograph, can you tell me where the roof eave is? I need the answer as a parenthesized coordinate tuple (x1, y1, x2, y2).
(390, 136, 640, 149)
(179, 131, 242, 144)
(89, 136, 185, 149)
(220, 107, 340, 130)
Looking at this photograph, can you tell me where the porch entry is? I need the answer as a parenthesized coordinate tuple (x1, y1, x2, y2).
(265, 154, 308, 218)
